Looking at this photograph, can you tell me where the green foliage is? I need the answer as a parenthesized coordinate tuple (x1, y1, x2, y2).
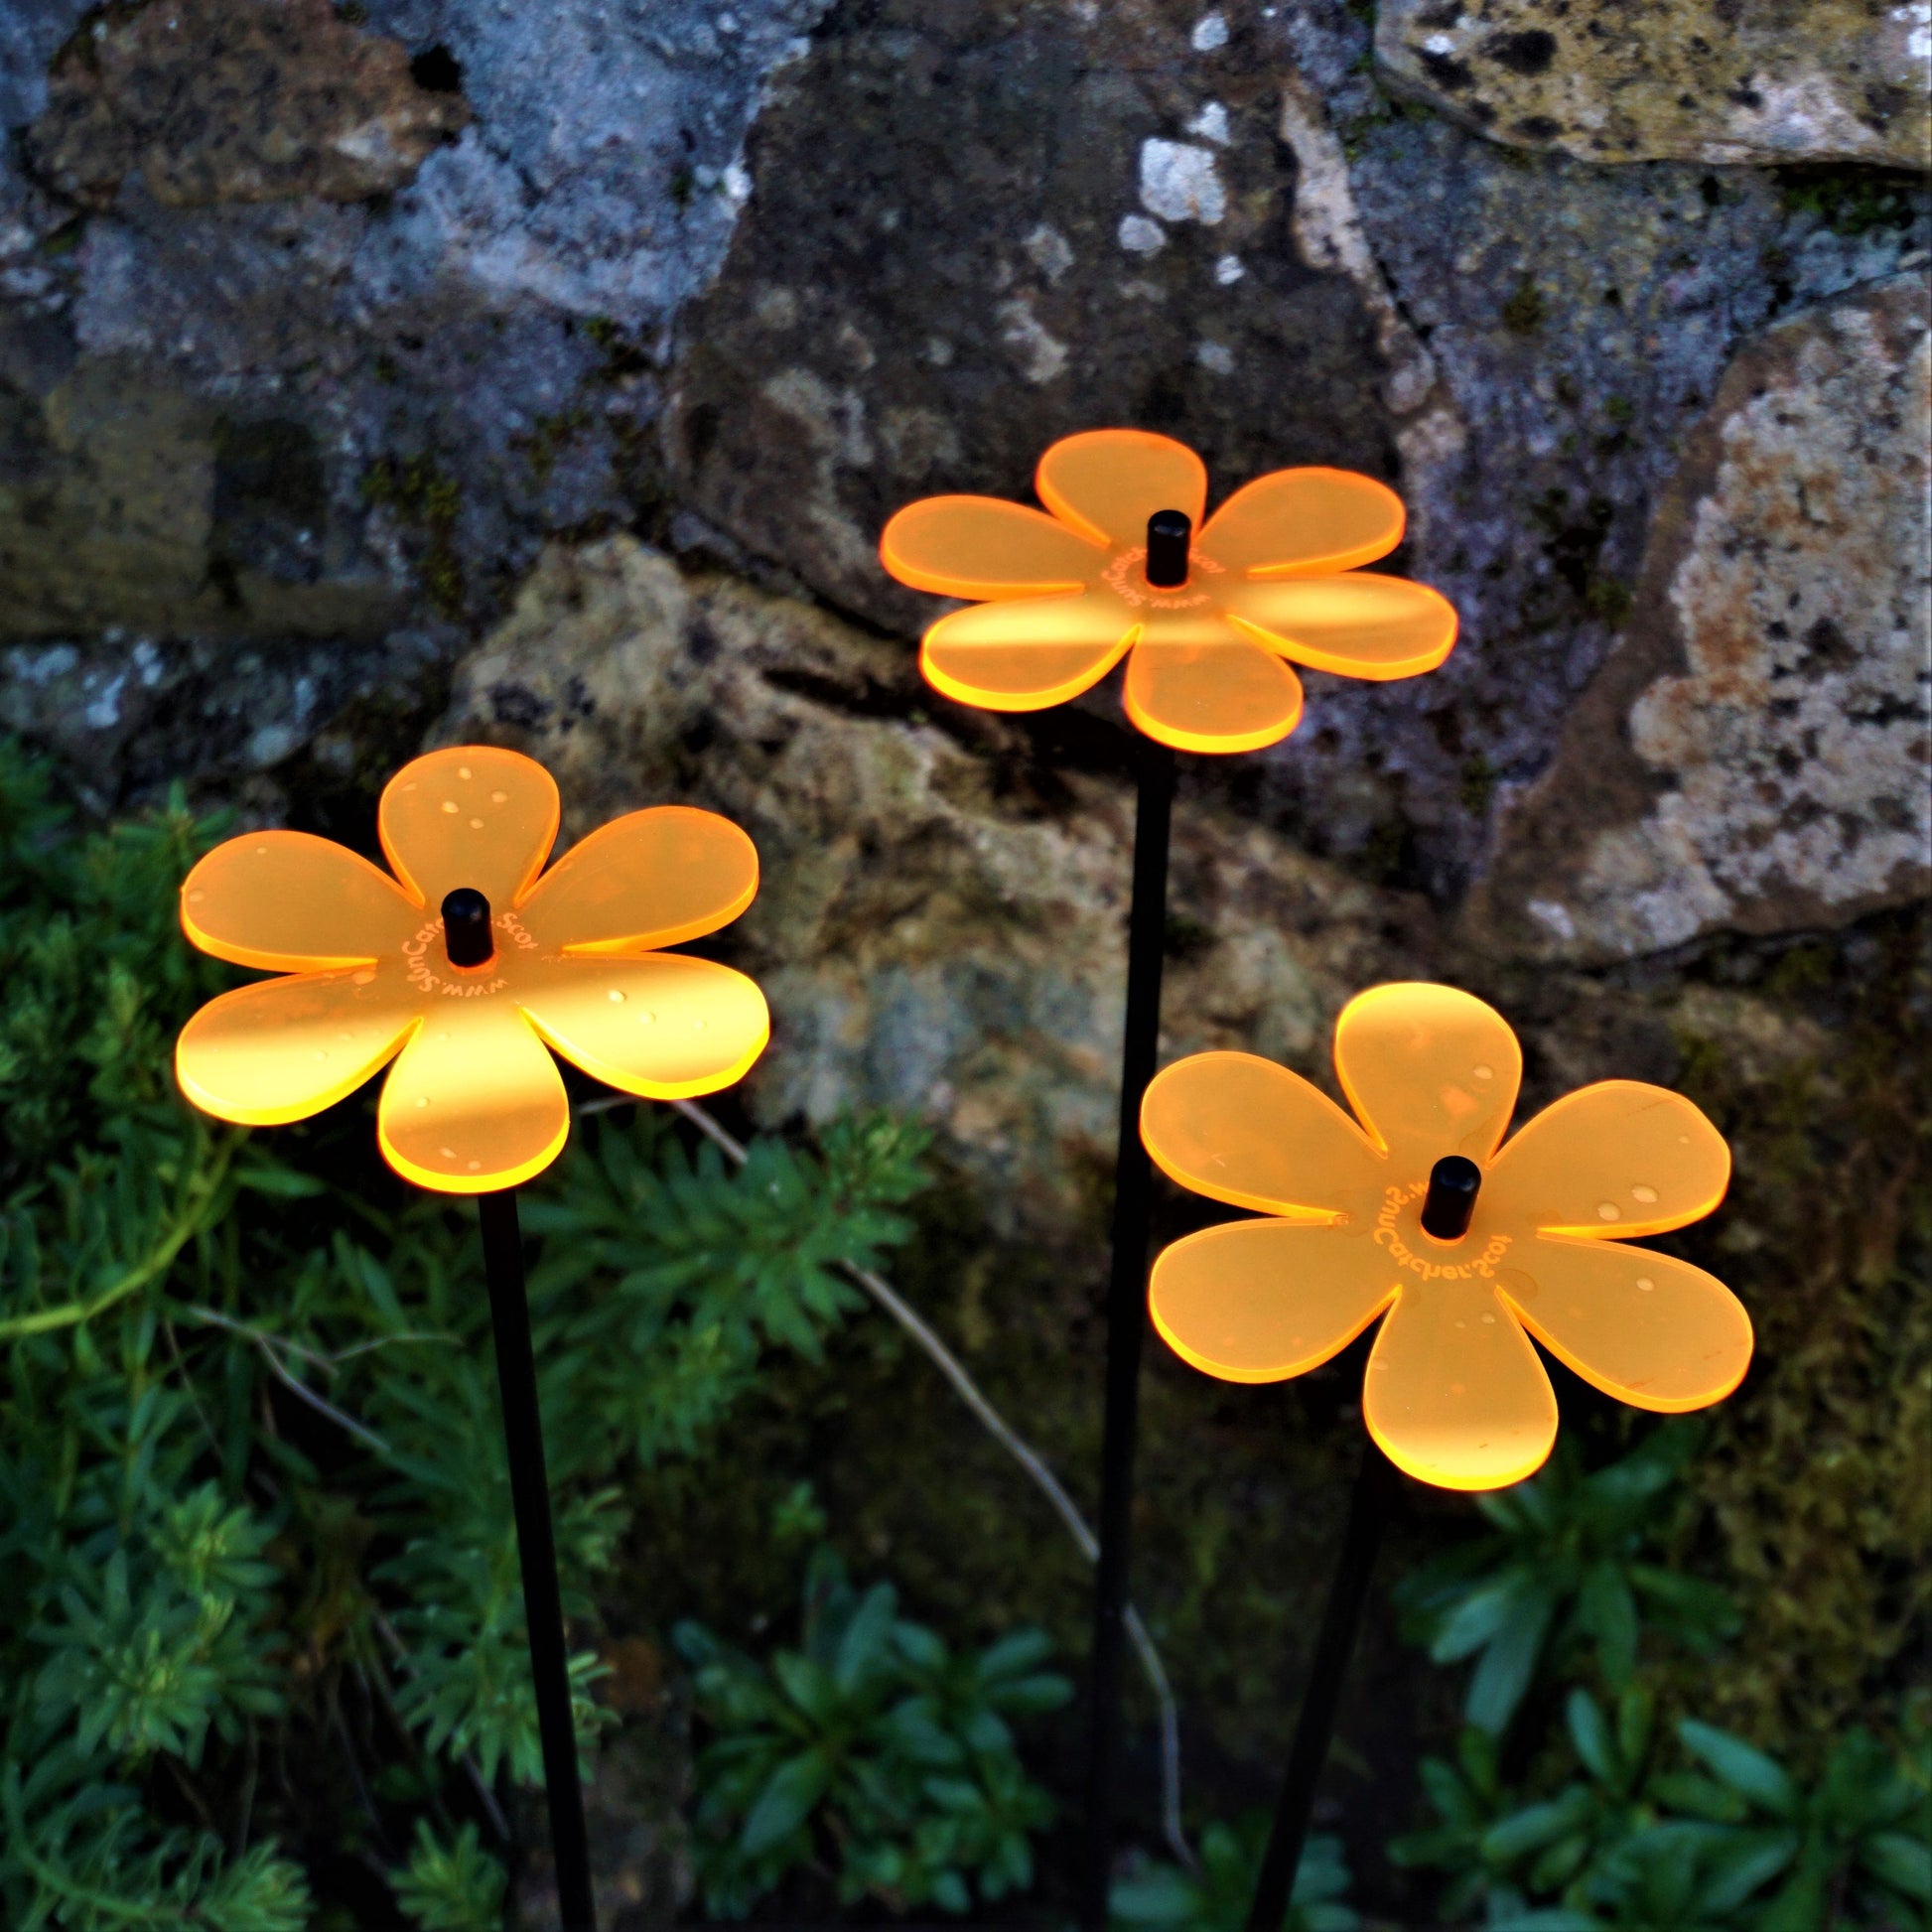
(1110, 1817, 1358, 1932)
(391, 1820, 508, 1931)
(0, 736, 937, 1924)
(676, 1543, 1071, 1917)
(1393, 1694, 1930, 1928)
(1394, 1424, 1737, 1737)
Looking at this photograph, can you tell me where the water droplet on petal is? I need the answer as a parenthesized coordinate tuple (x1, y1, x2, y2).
(188, 889, 206, 902)
(352, 970, 374, 985)
(1632, 1183, 1658, 1203)
(1472, 1062, 1493, 1081)
(439, 1146, 455, 1158)
(1636, 1276, 1655, 1292)
(1480, 1311, 1496, 1323)
(414, 1097, 429, 1108)
(608, 989, 625, 1003)
(1597, 1201, 1620, 1221)
(491, 790, 507, 803)
(458, 765, 472, 779)
(637, 1011, 656, 1026)
(442, 800, 458, 814)
(468, 1161, 481, 1172)
(470, 817, 483, 829)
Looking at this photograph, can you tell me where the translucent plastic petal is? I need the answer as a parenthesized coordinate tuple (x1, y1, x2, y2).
(181, 832, 420, 971)
(519, 807, 759, 955)
(1224, 573, 1458, 681)
(1198, 467, 1405, 577)
(1363, 1283, 1558, 1490)
(1486, 1081, 1729, 1236)
(520, 952, 770, 1100)
(379, 746, 559, 913)
(1498, 1239, 1752, 1412)
(920, 594, 1136, 711)
(376, 1002, 569, 1193)
(1122, 634, 1305, 755)
(175, 968, 418, 1126)
(1333, 983, 1521, 1167)
(880, 495, 1102, 600)
(1141, 1051, 1383, 1217)
(1035, 430, 1207, 548)
(1149, 1219, 1398, 1383)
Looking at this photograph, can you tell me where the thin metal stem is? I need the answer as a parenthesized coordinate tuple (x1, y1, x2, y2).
(477, 1188, 596, 1932)
(1245, 1439, 1398, 1932)
(1083, 739, 1177, 1929)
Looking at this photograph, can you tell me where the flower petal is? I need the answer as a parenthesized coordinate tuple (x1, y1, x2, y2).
(880, 495, 1103, 600)
(920, 593, 1136, 711)
(1142, 1051, 1383, 1217)
(1122, 632, 1305, 755)
(1484, 1082, 1729, 1238)
(1198, 467, 1405, 577)
(519, 808, 759, 955)
(376, 1003, 568, 1193)
(175, 968, 418, 1126)
(519, 953, 770, 1100)
(1224, 573, 1457, 681)
(1150, 1218, 1398, 1383)
(379, 746, 559, 913)
(1332, 983, 1521, 1168)
(181, 832, 421, 971)
(1498, 1239, 1752, 1412)
(1363, 1282, 1558, 1490)
(1035, 430, 1207, 548)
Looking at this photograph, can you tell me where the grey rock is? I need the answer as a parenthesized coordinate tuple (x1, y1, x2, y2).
(1470, 273, 1932, 961)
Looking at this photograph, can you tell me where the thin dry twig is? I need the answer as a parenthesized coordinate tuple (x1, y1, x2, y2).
(659, 1095, 1195, 1870)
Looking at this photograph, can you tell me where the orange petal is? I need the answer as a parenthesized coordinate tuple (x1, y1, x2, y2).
(1035, 430, 1207, 548)
(519, 952, 770, 1100)
(181, 832, 421, 971)
(1141, 1051, 1383, 1217)
(1197, 466, 1405, 577)
(175, 968, 418, 1126)
(1122, 632, 1305, 755)
(1485, 1082, 1730, 1238)
(376, 1002, 568, 1193)
(1499, 1239, 1752, 1413)
(519, 807, 759, 955)
(920, 594, 1135, 711)
(1224, 573, 1457, 681)
(1364, 1283, 1558, 1490)
(1333, 983, 1521, 1168)
(379, 747, 559, 914)
(880, 495, 1103, 600)
(1150, 1218, 1398, 1383)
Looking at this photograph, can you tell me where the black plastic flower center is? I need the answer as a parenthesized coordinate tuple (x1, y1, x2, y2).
(1421, 1155, 1482, 1240)
(442, 887, 494, 968)
(1145, 508, 1192, 588)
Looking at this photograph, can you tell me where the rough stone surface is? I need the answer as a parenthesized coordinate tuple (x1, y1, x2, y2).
(440, 535, 1431, 1232)
(26, 0, 471, 209)
(1472, 273, 1931, 961)
(1377, 0, 1932, 168)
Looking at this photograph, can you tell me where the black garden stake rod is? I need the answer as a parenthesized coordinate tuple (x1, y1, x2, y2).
(478, 1187, 596, 1932)
(1245, 1439, 1400, 1932)
(1081, 688, 1179, 1930)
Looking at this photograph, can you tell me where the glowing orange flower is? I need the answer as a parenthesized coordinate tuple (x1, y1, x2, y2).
(175, 746, 769, 1193)
(878, 429, 1456, 754)
(1141, 983, 1751, 1490)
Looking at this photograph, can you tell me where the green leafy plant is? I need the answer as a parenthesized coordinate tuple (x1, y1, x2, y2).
(1393, 1424, 1737, 1736)
(0, 735, 936, 1924)
(1110, 1815, 1358, 1932)
(676, 1543, 1071, 1917)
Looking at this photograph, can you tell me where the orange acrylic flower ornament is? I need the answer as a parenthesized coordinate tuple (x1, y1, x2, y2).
(1141, 984, 1751, 1490)
(878, 430, 1457, 754)
(175, 746, 769, 1193)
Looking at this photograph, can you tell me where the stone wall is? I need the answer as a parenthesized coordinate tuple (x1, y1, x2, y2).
(1, 0, 1925, 1896)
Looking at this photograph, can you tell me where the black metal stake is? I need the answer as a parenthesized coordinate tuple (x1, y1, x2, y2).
(1245, 1440, 1399, 1932)
(478, 1188, 597, 1932)
(1080, 735, 1177, 1931)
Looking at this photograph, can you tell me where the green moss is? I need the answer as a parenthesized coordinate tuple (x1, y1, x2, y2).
(1775, 165, 1925, 237)
(1501, 279, 1547, 335)
(358, 452, 465, 619)
(1458, 752, 1496, 818)
(518, 405, 592, 484)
